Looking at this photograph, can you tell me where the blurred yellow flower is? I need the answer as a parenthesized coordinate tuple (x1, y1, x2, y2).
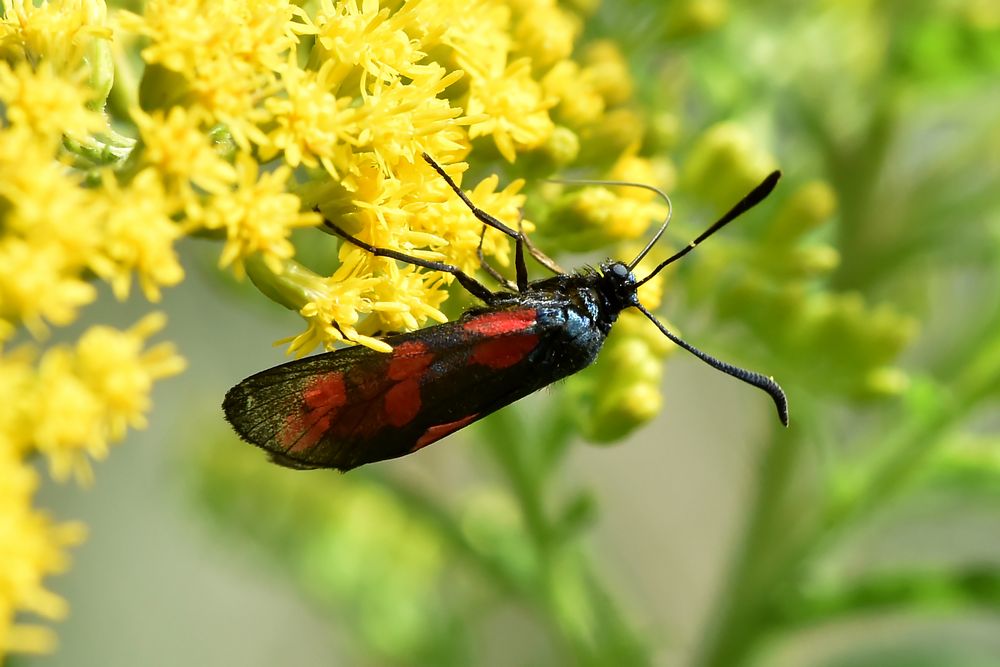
(0, 450, 85, 655)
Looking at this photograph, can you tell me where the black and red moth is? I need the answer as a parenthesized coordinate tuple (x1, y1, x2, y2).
(224, 154, 788, 471)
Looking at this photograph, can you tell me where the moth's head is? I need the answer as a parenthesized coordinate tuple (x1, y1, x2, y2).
(599, 260, 640, 309)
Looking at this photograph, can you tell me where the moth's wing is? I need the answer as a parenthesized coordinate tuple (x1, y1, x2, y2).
(223, 308, 551, 471)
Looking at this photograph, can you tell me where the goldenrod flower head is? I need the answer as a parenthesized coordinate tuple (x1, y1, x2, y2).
(542, 60, 605, 128)
(407, 168, 530, 274)
(581, 40, 634, 107)
(349, 67, 468, 172)
(274, 253, 395, 354)
(89, 169, 184, 301)
(29, 314, 185, 483)
(0, 60, 104, 145)
(0, 239, 96, 336)
(0, 0, 111, 72)
(0, 448, 85, 654)
(466, 58, 554, 162)
(132, 106, 237, 201)
(511, 0, 580, 71)
(262, 60, 355, 173)
(123, 0, 308, 78)
(121, 0, 311, 148)
(200, 154, 321, 277)
(547, 182, 669, 252)
(314, 0, 425, 86)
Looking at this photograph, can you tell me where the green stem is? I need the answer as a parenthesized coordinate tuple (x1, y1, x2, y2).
(827, 332, 1000, 537)
(695, 333, 1000, 666)
(694, 429, 805, 667)
(479, 404, 651, 665)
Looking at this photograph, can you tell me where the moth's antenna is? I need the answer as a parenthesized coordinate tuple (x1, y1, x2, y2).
(633, 302, 789, 426)
(547, 177, 673, 270)
(635, 170, 781, 289)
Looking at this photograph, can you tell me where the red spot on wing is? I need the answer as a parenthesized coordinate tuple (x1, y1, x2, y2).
(282, 372, 347, 453)
(385, 380, 421, 427)
(388, 340, 432, 379)
(464, 309, 536, 336)
(414, 413, 480, 450)
(384, 339, 434, 427)
(471, 334, 539, 369)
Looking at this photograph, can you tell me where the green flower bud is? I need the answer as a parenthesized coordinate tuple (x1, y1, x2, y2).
(683, 122, 777, 212)
(663, 0, 730, 38)
(767, 245, 841, 279)
(541, 125, 581, 167)
(767, 180, 838, 244)
(647, 112, 682, 153)
(863, 366, 910, 397)
(579, 108, 646, 161)
(581, 40, 634, 107)
(569, 312, 676, 443)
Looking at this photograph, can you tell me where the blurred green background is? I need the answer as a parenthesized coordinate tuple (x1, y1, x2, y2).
(26, 1, 1000, 665)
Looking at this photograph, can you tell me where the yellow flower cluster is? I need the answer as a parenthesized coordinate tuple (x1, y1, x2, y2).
(0, 1, 189, 656)
(118, 0, 578, 352)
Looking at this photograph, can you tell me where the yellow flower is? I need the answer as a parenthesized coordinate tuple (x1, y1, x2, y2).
(0, 0, 112, 72)
(120, 0, 310, 76)
(365, 263, 452, 335)
(132, 106, 237, 201)
(287, 257, 395, 355)
(546, 184, 669, 252)
(89, 169, 184, 302)
(511, 0, 580, 70)
(0, 449, 85, 655)
(0, 127, 98, 334)
(32, 313, 186, 483)
(466, 58, 555, 162)
(120, 0, 314, 148)
(350, 67, 469, 174)
(0, 239, 96, 336)
(542, 60, 605, 128)
(0, 60, 104, 145)
(198, 153, 320, 277)
(314, 0, 426, 86)
(407, 168, 530, 275)
(262, 60, 356, 173)
(580, 40, 634, 107)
